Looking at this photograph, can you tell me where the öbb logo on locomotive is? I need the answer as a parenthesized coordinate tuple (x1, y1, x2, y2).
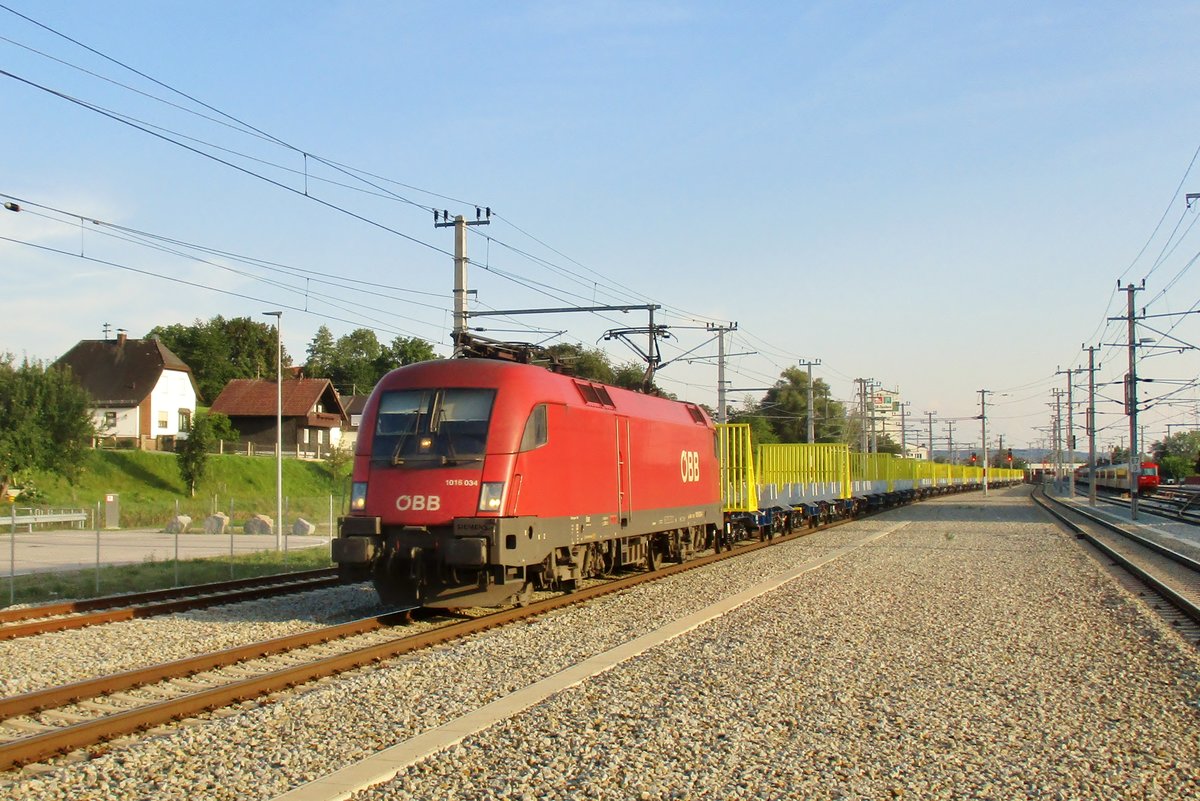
(395, 495, 441, 512)
(680, 450, 701, 483)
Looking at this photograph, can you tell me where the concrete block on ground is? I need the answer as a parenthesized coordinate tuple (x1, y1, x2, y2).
(243, 514, 274, 536)
(165, 515, 192, 534)
(204, 512, 230, 536)
(292, 518, 318, 537)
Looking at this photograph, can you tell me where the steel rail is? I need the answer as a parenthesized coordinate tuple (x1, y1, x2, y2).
(1032, 488, 1200, 626)
(0, 573, 345, 641)
(0, 610, 417, 721)
(0, 568, 338, 624)
(1088, 488, 1200, 524)
(1039, 491, 1200, 572)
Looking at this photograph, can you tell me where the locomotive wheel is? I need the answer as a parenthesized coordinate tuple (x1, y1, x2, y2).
(372, 564, 415, 608)
(601, 543, 617, 574)
(646, 538, 663, 572)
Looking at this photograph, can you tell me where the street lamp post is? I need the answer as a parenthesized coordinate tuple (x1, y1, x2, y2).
(262, 311, 283, 551)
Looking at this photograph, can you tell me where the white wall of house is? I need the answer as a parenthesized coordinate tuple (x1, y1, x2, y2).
(150, 369, 197, 437)
(94, 406, 139, 438)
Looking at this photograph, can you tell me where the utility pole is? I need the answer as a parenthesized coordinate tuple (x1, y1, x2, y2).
(944, 420, 956, 465)
(925, 411, 937, 461)
(1067, 370, 1077, 499)
(1083, 345, 1099, 506)
(855, 378, 871, 453)
(261, 310, 283, 551)
(1116, 282, 1143, 520)
(435, 207, 491, 353)
(898, 401, 911, 457)
(978, 390, 992, 495)
(708, 323, 738, 424)
(1055, 366, 1079, 499)
(869, 381, 879, 453)
(799, 359, 821, 443)
(1051, 389, 1064, 491)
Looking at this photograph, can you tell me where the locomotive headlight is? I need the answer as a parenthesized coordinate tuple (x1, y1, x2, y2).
(478, 482, 505, 512)
(350, 482, 368, 511)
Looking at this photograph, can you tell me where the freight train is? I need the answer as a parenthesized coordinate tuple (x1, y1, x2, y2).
(332, 355, 1022, 608)
(1073, 461, 1160, 495)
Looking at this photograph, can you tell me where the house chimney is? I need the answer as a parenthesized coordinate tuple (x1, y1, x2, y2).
(117, 329, 128, 347)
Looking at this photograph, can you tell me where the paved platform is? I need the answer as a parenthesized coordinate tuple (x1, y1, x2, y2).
(0, 528, 330, 576)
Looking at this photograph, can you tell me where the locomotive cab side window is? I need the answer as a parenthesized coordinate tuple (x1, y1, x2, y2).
(372, 388, 496, 467)
(519, 404, 549, 451)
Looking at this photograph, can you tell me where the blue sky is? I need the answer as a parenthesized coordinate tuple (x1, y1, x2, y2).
(3, 1, 1200, 456)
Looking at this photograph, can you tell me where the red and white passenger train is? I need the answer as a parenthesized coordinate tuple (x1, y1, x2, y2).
(332, 358, 724, 607)
(1073, 461, 1160, 495)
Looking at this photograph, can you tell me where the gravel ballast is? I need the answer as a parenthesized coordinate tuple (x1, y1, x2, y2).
(0, 583, 388, 696)
(5, 487, 1198, 800)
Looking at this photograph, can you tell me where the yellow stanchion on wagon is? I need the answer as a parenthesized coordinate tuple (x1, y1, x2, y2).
(716, 423, 758, 513)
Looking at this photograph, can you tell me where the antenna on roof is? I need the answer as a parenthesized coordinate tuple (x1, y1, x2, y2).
(102, 322, 112, 340)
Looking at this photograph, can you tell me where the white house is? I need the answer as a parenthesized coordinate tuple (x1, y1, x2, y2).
(56, 331, 200, 447)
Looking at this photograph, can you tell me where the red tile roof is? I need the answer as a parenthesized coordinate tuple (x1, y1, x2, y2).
(210, 378, 347, 421)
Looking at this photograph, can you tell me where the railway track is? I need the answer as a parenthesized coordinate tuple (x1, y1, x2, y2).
(1094, 489, 1200, 524)
(1033, 487, 1200, 639)
(0, 503, 880, 772)
(0, 568, 344, 641)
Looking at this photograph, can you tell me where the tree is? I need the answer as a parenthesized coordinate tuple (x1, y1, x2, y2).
(325, 440, 353, 489)
(305, 328, 439, 394)
(875, 434, 903, 455)
(176, 412, 236, 497)
(305, 325, 337, 379)
(149, 316, 290, 401)
(0, 356, 94, 497)
(546, 344, 616, 384)
(381, 336, 437, 368)
(613, 362, 652, 393)
(1159, 454, 1192, 483)
(329, 328, 383, 394)
(754, 367, 847, 444)
(727, 397, 780, 445)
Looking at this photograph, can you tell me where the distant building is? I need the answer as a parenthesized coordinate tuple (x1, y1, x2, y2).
(339, 394, 371, 452)
(56, 331, 199, 448)
(210, 378, 348, 457)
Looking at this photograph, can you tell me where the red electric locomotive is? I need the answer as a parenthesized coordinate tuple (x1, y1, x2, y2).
(332, 359, 724, 607)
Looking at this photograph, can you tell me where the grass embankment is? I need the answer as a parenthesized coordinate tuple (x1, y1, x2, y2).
(25, 449, 351, 530)
(4, 546, 333, 607)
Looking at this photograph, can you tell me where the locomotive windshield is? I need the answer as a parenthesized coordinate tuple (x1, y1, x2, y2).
(372, 388, 495, 467)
